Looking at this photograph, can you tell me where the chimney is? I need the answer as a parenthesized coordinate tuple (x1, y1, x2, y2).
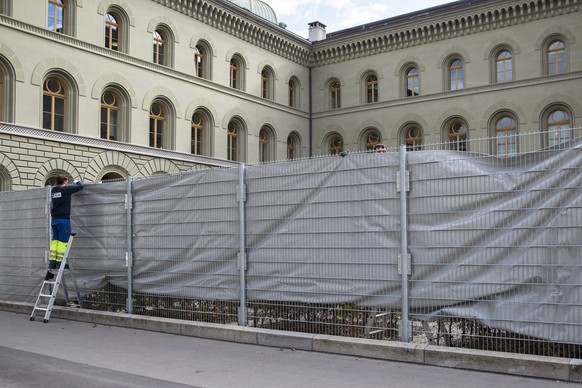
(308, 21, 326, 42)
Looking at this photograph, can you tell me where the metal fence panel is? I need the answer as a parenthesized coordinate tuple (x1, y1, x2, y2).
(406, 140, 582, 346)
(129, 168, 241, 319)
(1, 130, 580, 355)
(0, 188, 47, 302)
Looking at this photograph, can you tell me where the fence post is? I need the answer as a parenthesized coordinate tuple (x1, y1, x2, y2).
(398, 145, 412, 342)
(125, 176, 134, 314)
(45, 186, 52, 268)
(237, 164, 248, 326)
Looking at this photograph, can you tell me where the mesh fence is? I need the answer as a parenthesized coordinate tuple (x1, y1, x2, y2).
(1, 129, 580, 358)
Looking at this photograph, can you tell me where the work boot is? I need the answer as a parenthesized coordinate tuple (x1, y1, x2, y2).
(44, 271, 54, 281)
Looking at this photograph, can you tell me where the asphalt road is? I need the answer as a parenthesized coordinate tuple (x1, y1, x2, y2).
(0, 310, 573, 388)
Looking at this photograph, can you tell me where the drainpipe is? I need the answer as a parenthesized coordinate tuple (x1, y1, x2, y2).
(309, 67, 313, 157)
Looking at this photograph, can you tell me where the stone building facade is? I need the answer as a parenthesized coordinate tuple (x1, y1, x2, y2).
(0, 0, 580, 190)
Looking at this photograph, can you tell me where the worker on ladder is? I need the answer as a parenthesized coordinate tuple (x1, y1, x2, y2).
(45, 176, 84, 281)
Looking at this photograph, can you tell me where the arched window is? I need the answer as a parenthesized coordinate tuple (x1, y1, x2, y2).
(259, 126, 275, 162)
(227, 120, 241, 161)
(194, 42, 211, 79)
(152, 26, 173, 67)
(149, 102, 165, 148)
(366, 74, 378, 103)
(547, 39, 566, 75)
(545, 108, 571, 147)
(327, 134, 343, 155)
(149, 100, 174, 150)
(105, 13, 119, 50)
(153, 30, 165, 65)
(191, 112, 205, 155)
(0, 56, 15, 123)
(494, 114, 518, 155)
(194, 45, 205, 78)
(100, 86, 129, 142)
(0, 1, 12, 16)
(287, 132, 301, 160)
(405, 66, 419, 96)
(230, 59, 239, 89)
(403, 125, 422, 151)
(446, 120, 468, 151)
(0, 165, 11, 192)
(362, 129, 382, 151)
(261, 67, 274, 100)
(495, 50, 512, 82)
(43, 77, 66, 132)
(329, 80, 341, 110)
(48, 0, 75, 36)
(100, 90, 120, 141)
(288, 77, 299, 108)
(448, 59, 464, 90)
(48, 0, 65, 33)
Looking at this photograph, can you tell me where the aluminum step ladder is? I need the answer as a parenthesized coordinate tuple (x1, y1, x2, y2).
(30, 233, 82, 323)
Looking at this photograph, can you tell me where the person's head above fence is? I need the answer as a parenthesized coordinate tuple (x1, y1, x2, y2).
(56, 176, 68, 186)
(374, 143, 387, 153)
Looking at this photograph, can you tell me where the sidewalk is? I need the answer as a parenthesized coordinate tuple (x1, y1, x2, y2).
(0, 306, 580, 387)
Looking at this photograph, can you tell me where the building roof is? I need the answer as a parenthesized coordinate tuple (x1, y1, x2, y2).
(227, 0, 278, 24)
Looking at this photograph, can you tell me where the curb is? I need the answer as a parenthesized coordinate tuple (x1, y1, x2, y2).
(3, 301, 580, 383)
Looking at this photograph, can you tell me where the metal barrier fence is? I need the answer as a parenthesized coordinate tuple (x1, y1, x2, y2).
(0, 130, 580, 358)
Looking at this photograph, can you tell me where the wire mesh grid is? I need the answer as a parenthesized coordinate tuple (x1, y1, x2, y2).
(0, 129, 580, 358)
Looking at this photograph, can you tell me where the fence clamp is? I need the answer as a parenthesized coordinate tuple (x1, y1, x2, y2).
(124, 194, 133, 210)
(398, 253, 412, 275)
(125, 251, 133, 268)
(237, 184, 247, 202)
(396, 171, 410, 193)
(237, 252, 247, 270)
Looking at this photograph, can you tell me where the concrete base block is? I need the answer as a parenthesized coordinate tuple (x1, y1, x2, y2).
(257, 329, 314, 351)
(181, 321, 258, 345)
(314, 335, 425, 364)
(130, 315, 182, 335)
(425, 345, 571, 380)
(570, 359, 582, 383)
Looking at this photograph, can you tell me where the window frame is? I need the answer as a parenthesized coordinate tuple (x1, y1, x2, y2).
(361, 128, 382, 151)
(42, 74, 77, 133)
(229, 55, 245, 91)
(149, 99, 174, 150)
(227, 119, 245, 161)
(191, 111, 208, 155)
(104, 7, 129, 53)
(194, 41, 212, 80)
(329, 80, 341, 110)
(152, 25, 174, 68)
(100, 85, 129, 143)
(261, 67, 274, 100)
(286, 132, 301, 160)
(546, 39, 567, 75)
(492, 113, 518, 156)
(444, 119, 468, 151)
(403, 65, 420, 97)
(259, 126, 276, 162)
(288, 77, 299, 108)
(447, 58, 464, 91)
(542, 105, 573, 147)
(402, 125, 423, 151)
(48, 0, 76, 36)
(365, 74, 378, 104)
(327, 133, 344, 155)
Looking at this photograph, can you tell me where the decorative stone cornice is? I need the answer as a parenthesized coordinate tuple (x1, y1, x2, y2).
(310, 0, 581, 67)
(152, 0, 312, 65)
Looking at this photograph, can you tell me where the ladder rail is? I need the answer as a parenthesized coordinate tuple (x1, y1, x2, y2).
(30, 233, 81, 323)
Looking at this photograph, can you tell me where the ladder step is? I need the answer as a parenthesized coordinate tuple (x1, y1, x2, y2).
(39, 293, 53, 297)
(35, 307, 48, 311)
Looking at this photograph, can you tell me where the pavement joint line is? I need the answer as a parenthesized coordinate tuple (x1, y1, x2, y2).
(3, 300, 579, 383)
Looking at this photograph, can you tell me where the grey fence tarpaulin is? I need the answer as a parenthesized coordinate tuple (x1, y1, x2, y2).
(0, 136, 580, 344)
